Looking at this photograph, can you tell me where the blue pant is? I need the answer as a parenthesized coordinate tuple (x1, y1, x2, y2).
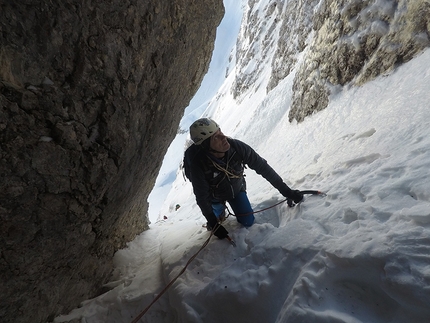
(212, 191, 255, 227)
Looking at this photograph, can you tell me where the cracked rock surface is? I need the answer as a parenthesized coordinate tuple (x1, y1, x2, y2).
(0, 1, 223, 322)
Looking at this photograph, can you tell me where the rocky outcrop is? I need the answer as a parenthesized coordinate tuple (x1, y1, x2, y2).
(289, 0, 430, 122)
(0, 1, 223, 322)
(232, 0, 429, 122)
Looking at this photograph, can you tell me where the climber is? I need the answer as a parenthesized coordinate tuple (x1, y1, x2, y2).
(183, 118, 303, 240)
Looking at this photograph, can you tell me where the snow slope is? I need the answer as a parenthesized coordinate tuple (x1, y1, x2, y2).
(147, 0, 243, 223)
(56, 42, 430, 323)
(55, 1, 430, 322)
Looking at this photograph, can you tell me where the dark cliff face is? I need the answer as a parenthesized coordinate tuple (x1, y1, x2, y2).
(0, 1, 224, 322)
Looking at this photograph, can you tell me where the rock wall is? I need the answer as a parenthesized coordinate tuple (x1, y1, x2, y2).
(0, 1, 223, 322)
(232, 0, 429, 122)
(289, 0, 430, 122)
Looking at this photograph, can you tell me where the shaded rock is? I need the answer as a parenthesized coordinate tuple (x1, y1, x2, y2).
(0, 0, 224, 322)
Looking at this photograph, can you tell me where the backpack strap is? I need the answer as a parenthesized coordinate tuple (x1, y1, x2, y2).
(183, 144, 207, 182)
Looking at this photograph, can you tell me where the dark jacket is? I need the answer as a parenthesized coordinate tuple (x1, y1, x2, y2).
(188, 138, 294, 227)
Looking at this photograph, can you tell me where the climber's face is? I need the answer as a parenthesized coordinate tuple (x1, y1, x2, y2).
(210, 129, 230, 153)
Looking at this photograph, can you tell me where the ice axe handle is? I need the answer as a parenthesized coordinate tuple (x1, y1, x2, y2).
(288, 190, 326, 207)
(301, 190, 326, 196)
(226, 236, 236, 247)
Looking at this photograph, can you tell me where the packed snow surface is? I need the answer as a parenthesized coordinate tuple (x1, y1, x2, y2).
(55, 1, 430, 322)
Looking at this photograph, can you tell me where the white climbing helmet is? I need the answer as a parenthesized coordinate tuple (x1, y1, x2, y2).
(189, 118, 220, 145)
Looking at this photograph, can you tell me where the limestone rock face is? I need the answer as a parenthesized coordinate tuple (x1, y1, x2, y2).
(289, 0, 430, 122)
(232, 0, 429, 122)
(0, 1, 223, 322)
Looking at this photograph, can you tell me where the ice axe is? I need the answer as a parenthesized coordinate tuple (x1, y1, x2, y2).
(287, 190, 326, 207)
(226, 235, 236, 247)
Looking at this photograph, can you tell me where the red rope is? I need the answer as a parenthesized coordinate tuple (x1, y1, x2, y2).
(130, 190, 324, 322)
(232, 190, 324, 217)
(130, 230, 216, 323)
(231, 198, 289, 217)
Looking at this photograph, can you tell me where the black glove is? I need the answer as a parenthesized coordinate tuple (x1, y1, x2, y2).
(283, 188, 303, 206)
(212, 223, 229, 239)
(290, 190, 304, 204)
